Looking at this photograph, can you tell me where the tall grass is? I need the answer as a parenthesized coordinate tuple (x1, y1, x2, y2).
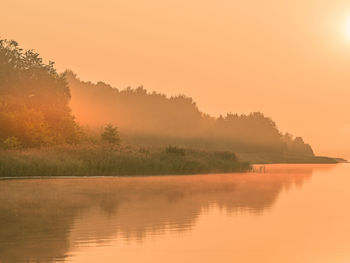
(0, 145, 251, 177)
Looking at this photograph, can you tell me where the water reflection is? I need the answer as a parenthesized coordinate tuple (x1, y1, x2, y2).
(0, 164, 319, 263)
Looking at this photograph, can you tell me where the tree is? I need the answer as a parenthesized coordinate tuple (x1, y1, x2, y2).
(101, 124, 120, 145)
(0, 38, 81, 147)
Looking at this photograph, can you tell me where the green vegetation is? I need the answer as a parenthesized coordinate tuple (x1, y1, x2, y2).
(0, 39, 82, 148)
(66, 71, 315, 158)
(0, 38, 345, 178)
(0, 146, 251, 177)
(165, 146, 186, 156)
(101, 124, 121, 145)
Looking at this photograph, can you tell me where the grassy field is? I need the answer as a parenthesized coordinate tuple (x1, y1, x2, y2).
(0, 145, 251, 177)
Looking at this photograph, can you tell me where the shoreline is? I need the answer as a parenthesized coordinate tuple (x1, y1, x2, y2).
(0, 146, 251, 178)
(0, 146, 346, 179)
(1, 163, 347, 180)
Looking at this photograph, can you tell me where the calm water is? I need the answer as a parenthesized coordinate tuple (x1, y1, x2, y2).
(0, 164, 350, 263)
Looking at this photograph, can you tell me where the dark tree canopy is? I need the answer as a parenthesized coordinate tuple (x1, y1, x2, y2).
(0, 39, 80, 147)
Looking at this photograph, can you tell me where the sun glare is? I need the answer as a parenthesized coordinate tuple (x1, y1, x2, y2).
(344, 16, 350, 40)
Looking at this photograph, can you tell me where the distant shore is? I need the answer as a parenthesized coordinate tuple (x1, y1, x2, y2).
(0, 145, 346, 178)
(236, 152, 347, 165)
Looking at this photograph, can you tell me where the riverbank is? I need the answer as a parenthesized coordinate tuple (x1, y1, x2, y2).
(237, 152, 346, 164)
(0, 145, 251, 177)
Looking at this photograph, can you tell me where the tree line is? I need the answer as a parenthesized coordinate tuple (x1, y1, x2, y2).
(0, 38, 313, 157)
(66, 71, 314, 156)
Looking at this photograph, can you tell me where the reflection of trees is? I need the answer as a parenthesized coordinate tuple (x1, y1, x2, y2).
(0, 165, 315, 262)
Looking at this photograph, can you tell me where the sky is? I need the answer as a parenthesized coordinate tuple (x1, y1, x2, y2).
(1, 0, 350, 159)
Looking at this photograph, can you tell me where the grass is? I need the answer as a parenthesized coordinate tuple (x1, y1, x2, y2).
(0, 145, 251, 177)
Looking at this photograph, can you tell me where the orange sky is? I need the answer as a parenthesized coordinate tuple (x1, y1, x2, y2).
(2, 0, 350, 159)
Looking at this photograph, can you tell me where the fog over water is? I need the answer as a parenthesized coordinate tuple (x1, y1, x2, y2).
(1, 164, 349, 263)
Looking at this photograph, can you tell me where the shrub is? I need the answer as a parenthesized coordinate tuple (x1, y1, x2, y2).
(3, 137, 22, 150)
(165, 146, 185, 156)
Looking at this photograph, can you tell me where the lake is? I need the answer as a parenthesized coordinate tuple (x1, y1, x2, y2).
(0, 164, 349, 263)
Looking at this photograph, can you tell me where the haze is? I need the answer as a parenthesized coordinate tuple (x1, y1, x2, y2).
(2, 0, 350, 159)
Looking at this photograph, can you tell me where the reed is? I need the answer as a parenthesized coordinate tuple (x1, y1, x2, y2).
(0, 145, 251, 177)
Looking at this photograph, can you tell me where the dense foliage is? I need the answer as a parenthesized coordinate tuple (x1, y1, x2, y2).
(0, 38, 314, 163)
(67, 72, 314, 156)
(0, 39, 81, 147)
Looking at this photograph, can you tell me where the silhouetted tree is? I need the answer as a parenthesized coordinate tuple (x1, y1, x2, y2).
(66, 71, 315, 156)
(0, 39, 81, 147)
(101, 124, 120, 145)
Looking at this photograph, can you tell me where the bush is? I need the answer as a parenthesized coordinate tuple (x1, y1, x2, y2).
(3, 137, 22, 150)
(165, 146, 185, 156)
